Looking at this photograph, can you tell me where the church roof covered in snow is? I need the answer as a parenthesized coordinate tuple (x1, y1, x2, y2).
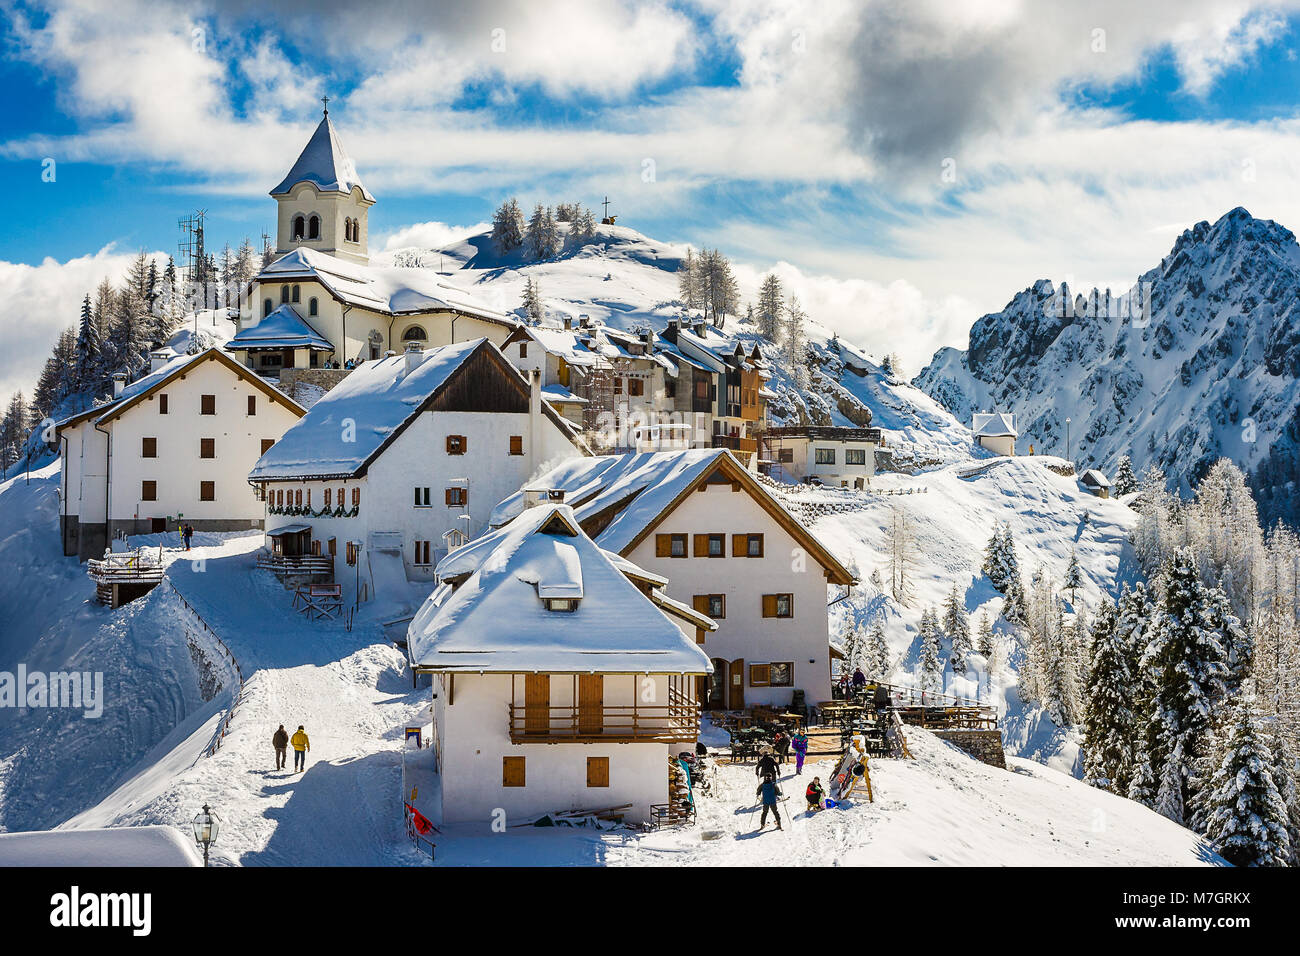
(406, 505, 713, 673)
(226, 305, 333, 352)
(258, 247, 515, 325)
(972, 412, 1017, 438)
(248, 338, 580, 481)
(489, 448, 855, 584)
(270, 113, 374, 201)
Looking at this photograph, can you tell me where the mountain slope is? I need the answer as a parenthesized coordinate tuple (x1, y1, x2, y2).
(914, 207, 1300, 522)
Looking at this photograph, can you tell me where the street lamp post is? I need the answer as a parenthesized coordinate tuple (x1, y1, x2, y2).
(192, 803, 221, 867)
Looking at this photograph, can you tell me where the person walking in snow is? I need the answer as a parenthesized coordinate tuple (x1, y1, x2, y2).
(290, 725, 310, 772)
(806, 776, 825, 812)
(773, 730, 790, 765)
(182, 522, 194, 551)
(791, 730, 809, 775)
(755, 748, 778, 780)
(272, 724, 289, 770)
(756, 774, 783, 830)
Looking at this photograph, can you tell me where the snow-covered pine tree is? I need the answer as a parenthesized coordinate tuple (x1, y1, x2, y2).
(918, 608, 943, 696)
(1204, 701, 1293, 867)
(1154, 740, 1186, 825)
(570, 206, 597, 242)
(677, 248, 701, 312)
(756, 273, 784, 341)
(520, 277, 544, 324)
(886, 504, 917, 606)
(868, 617, 891, 679)
(525, 204, 560, 261)
(1113, 455, 1138, 496)
(841, 623, 863, 673)
(782, 294, 808, 371)
(698, 249, 740, 328)
(491, 198, 526, 254)
(943, 584, 972, 674)
(1127, 740, 1157, 808)
(1270, 734, 1300, 865)
(982, 525, 1008, 592)
(976, 611, 995, 659)
(1082, 599, 1136, 793)
(1064, 549, 1083, 607)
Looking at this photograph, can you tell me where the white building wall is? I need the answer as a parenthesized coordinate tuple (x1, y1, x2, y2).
(624, 481, 834, 707)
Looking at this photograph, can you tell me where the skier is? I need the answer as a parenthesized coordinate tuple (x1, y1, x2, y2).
(272, 724, 289, 770)
(755, 748, 779, 780)
(290, 724, 310, 772)
(791, 729, 809, 775)
(806, 776, 825, 812)
(181, 522, 194, 551)
(756, 774, 783, 830)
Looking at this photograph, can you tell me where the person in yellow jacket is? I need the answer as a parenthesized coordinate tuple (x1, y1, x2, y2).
(290, 725, 310, 772)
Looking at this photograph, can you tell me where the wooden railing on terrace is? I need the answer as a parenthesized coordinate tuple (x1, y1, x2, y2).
(508, 691, 700, 744)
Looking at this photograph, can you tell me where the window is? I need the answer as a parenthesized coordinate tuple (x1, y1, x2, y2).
(664, 379, 676, 399)
(306, 489, 312, 508)
(292, 216, 305, 240)
(346, 541, 358, 566)
(762, 593, 794, 618)
(324, 488, 332, 509)
(141, 480, 157, 502)
(294, 490, 302, 507)
(402, 326, 427, 341)
(446, 435, 467, 455)
(414, 487, 431, 507)
(544, 598, 578, 612)
(749, 663, 770, 687)
(733, 533, 764, 558)
(586, 757, 609, 788)
(351, 488, 360, 508)
(655, 533, 688, 558)
(815, 447, 836, 465)
(308, 215, 320, 240)
(518, 343, 527, 359)
(291, 285, 300, 303)
(695, 379, 709, 401)
(247, 395, 257, 416)
(328, 538, 336, 557)
(261, 439, 275, 455)
(414, 541, 432, 566)
(336, 487, 344, 509)
(280, 284, 290, 304)
(159, 394, 168, 415)
(503, 756, 526, 787)
(769, 662, 794, 687)
(613, 377, 622, 394)
(200, 394, 215, 415)
(628, 378, 644, 397)
(777, 448, 794, 463)
(695, 594, 726, 619)
(263, 298, 273, 318)
(445, 487, 468, 507)
(200, 438, 215, 459)
(200, 481, 215, 501)
(846, 448, 867, 466)
(509, 435, 523, 456)
(309, 297, 318, 317)
(141, 437, 157, 458)
(694, 533, 725, 557)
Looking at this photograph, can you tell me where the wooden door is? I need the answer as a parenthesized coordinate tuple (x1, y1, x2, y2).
(524, 674, 550, 736)
(578, 674, 603, 736)
(151, 518, 166, 534)
(730, 658, 745, 710)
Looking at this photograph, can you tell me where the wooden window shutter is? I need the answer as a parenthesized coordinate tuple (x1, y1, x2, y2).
(261, 439, 275, 454)
(502, 756, 526, 787)
(509, 435, 523, 456)
(750, 663, 771, 687)
(247, 395, 257, 415)
(586, 756, 609, 788)
(693, 534, 709, 557)
(693, 595, 710, 615)
(732, 534, 746, 557)
(200, 481, 215, 501)
(655, 534, 672, 558)
(142, 437, 156, 457)
(696, 627, 706, 645)
(141, 480, 157, 501)
(762, 594, 778, 618)
(158, 393, 168, 414)
(445, 488, 453, 506)
(201, 394, 215, 415)
(200, 438, 215, 459)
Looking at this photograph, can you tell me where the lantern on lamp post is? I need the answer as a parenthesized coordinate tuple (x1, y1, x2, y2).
(192, 803, 221, 867)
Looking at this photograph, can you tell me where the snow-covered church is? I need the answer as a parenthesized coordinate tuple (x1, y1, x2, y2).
(227, 107, 517, 376)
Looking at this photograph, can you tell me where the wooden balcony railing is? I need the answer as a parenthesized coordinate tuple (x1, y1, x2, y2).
(507, 698, 701, 744)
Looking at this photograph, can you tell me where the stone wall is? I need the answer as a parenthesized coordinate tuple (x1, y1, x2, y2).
(932, 729, 1007, 769)
(278, 368, 352, 407)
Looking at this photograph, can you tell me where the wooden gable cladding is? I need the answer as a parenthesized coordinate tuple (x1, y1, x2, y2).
(428, 345, 530, 414)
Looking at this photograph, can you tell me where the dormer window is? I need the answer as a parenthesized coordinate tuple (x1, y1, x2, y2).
(544, 598, 578, 612)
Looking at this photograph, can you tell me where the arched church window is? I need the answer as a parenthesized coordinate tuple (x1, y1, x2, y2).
(343, 218, 353, 242)
(308, 215, 320, 240)
(263, 298, 272, 317)
(402, 326, 427, 341)
(292, 285, 300, 303)
(280, 285, 289, 304)
(309, 297, 318, 317)
(292, 215, 305, 240)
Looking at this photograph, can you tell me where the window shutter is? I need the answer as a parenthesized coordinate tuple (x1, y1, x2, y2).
(142, 437, 156, 457)
(445, 488, 453, 506)
(502, 756, 526, 787)
(693, 534, 709, 557)
(762, 594, 777, 618)
(586, 757, 609, 788)
(696, 627, 706, 645)
(200, 438, 215, 459)
(655, 534, 672, 558)
(261, 439, 275, 454)
(732, 534, 746, 556)
(247, 395, 256, 415)
(693, 595, 710, 615)
(158, 394, 168, 414)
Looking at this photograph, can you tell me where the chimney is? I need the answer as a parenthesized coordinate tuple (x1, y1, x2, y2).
(112, 373, 126, 399)
(578, 314, 591, 329)
(642, 328, 654, 353)
(693, 321, 707, 337)
(562, 316, 572, 331)
(528, 368, 542, 474)
(403, 341, 423, 376)
(149, 350, 170, 373)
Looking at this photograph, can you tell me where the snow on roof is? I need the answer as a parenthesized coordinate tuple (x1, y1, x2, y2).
(227, 305, 333, 352)
(249, 338, 487, 480)
(490, 448, 727, 553)
(259, 248, 513, 324)
(1080, 469, 1111, 487)
(542, 383, 587, 404)
(972, 412, 1018, 437)
(407, 505, 712, 673)
(270, 113, 374, 201)
(0, 825, 201, 867)
(524, 326, 605, 366)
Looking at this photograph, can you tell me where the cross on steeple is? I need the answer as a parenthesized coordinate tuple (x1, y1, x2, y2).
(322, 95, 329, 116)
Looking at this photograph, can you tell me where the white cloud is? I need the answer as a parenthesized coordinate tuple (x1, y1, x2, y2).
(379, 220, 491, 251)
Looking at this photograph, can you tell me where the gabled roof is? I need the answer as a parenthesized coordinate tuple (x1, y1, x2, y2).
(1080, 469, 1111, 487)
(56, 349, 305, 433)
(491, 449, 856, 585)
(257, 247, 514, 325)
(226, 305, 333, 352)
(248, 338, 583, 481)
(972, 412, 1017, 437)
(406, 505, 713, 674)
(270, 113, 374, 201)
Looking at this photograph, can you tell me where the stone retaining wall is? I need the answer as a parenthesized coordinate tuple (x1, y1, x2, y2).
(932, 729, 1007, 769)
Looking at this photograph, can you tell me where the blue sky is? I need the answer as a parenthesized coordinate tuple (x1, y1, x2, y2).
(4, 0, 1300, 399)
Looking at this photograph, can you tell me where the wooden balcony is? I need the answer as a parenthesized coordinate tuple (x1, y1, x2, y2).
(507, 699, 701, 744)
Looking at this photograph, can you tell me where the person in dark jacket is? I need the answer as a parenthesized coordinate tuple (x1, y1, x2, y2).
(773, 731, 791, 765)
(872, 683, 891, 716)
(852, 668, 867, 689)
(756, 775, 783, 829)
(272, 724, 289, 770)
(755, 749, 778, 780)
(806, 777, 825, 811)
(182, 523, 194, 551)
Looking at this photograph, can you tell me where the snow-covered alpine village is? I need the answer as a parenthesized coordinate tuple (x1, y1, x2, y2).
(0, 2, 1295, 935)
